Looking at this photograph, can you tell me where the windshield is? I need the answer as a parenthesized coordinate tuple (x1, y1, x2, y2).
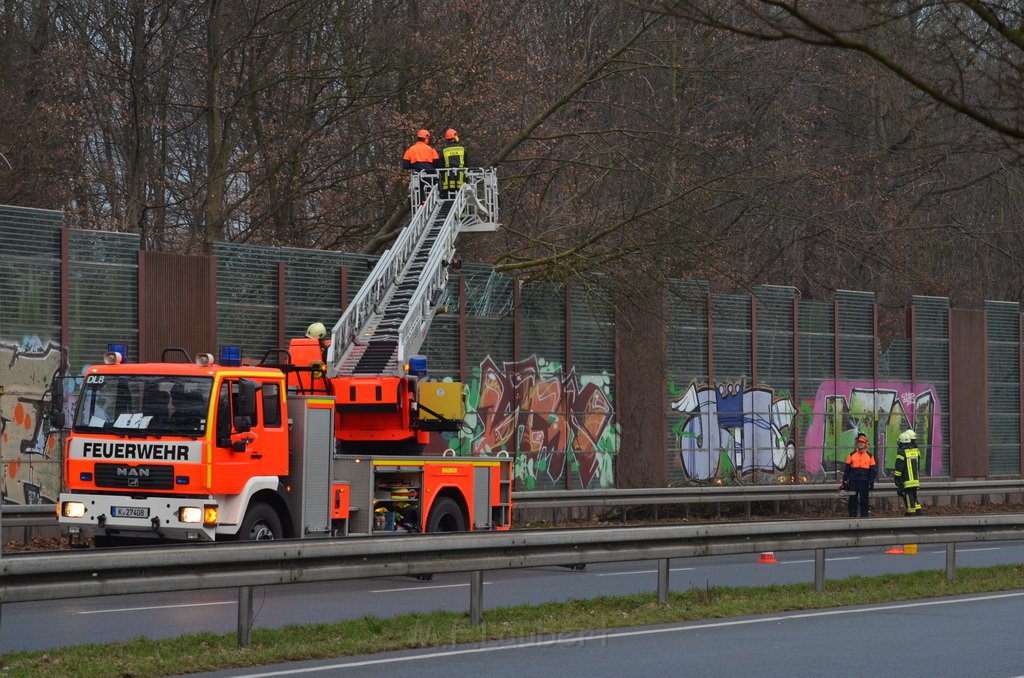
(73, 375, 214, 437)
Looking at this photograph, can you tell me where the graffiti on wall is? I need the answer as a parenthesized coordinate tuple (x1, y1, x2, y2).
(453, 355, 618, 489)
(670, 379, 943, 483)
(802, 381, 942, 476)
(671, 381, 797, 482)
(0, 338, 63, 504)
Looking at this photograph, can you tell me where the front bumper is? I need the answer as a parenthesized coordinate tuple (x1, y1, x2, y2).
(58, 493, 217, 542)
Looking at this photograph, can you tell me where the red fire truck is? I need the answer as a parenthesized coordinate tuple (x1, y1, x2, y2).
(58, 169, 508, 545)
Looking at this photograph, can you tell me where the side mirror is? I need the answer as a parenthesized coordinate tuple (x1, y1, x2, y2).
(49, 372, 66, 429)
(234, 379, 257, 427)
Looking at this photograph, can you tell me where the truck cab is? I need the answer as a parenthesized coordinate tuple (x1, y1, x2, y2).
(59, 350, 291, 545)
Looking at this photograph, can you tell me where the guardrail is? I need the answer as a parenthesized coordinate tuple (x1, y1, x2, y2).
(3, 479, 1023, 539)
(1, 514, 1022, 649)
(0, 505, 57, 529)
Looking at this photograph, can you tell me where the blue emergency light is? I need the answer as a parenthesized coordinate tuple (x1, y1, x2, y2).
(107, 343, 128, 360)
(407, 355, 428, 376)
(219, 346, 242, 366)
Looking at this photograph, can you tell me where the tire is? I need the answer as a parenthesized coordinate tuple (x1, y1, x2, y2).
(237, 503, 283, 541)
(425, 496, 466, 533)
(417, 497, 465, 582)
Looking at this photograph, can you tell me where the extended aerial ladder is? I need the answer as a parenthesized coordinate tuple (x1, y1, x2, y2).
(328, 168, 498, 376)
(316, 168, 499, 451)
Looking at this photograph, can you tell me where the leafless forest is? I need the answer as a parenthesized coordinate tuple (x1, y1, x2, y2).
(3, 1, 1024, 324)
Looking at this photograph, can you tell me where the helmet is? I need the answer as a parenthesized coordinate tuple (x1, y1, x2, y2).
(444, 128, 459, 142)
(898, 429, 917, 444)
(306, 322, 327, 340)
(417, 128, 430, 141)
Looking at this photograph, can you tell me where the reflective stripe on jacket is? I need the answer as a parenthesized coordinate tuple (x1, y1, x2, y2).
(442, 144, 466, 189)
(894, 445, 921, 489)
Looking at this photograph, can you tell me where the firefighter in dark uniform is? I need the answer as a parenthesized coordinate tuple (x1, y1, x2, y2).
(894, 429, 923, 515)
(440, 128, 466, 198)
(841, 433, 877, 518)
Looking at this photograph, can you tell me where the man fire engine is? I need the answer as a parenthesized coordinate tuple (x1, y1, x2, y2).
(58, 169, 506, 545)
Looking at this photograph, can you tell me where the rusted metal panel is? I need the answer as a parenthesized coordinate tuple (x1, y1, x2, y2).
(949, 308, 988, 478)
(614, 287, 667, 488)
(139, 251, 214, 362)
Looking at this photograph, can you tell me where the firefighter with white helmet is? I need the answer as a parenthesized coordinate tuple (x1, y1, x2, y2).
(895, 429, 923, 515)
(306, 322, 328, 361)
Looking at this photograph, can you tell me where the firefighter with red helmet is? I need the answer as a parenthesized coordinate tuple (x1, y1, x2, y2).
(440, 128, 467, 198)
(894, 429, 923, 515)
(402, 128, 440, 171)
(841, 432, 877, 517)
(402, 128, 441, 198)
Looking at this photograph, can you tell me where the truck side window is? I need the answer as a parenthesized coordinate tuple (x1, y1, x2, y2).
(262, 382, 282, 427)
(216, 383, 231, 445)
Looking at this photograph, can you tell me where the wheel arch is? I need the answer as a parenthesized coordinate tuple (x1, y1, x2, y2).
(220, 487, 292, 539)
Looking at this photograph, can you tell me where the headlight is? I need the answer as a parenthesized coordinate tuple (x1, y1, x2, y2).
(178, 506, 203, 524)
(62, 501, 86, 518)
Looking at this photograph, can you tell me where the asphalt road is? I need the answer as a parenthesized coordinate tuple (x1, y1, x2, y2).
(191, 590, 1024, 678)
(4, 539, 1023, 655)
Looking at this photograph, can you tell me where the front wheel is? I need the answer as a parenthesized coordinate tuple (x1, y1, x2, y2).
(237, 503, 283, 541)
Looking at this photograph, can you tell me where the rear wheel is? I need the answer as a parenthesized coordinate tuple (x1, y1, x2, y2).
(425, 496, 466, 533)
(418, 497, 466, 581)
(237, 503, 283, 541)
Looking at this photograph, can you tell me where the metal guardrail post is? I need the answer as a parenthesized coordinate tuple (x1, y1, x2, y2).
(814, 549, 826, 593)
(946, 543, 957, 581)
(238, 586, 253, 647)
(469, 571, 483, 625)
(657, 559, 669, 605)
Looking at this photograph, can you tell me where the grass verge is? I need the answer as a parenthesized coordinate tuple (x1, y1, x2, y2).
(5, 563, 1024, 677)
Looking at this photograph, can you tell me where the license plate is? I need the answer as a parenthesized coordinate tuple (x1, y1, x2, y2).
(110, 506, 150, 519)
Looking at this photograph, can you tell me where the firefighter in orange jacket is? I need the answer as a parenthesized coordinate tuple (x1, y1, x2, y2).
(841, 433, 877, 518)
(402, 128, 440, 197)
(402, 128, 440, 171)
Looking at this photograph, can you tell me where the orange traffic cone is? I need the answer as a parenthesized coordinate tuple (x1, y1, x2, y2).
(757, 551, 778, 564)
(885, 545, 904, 554)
